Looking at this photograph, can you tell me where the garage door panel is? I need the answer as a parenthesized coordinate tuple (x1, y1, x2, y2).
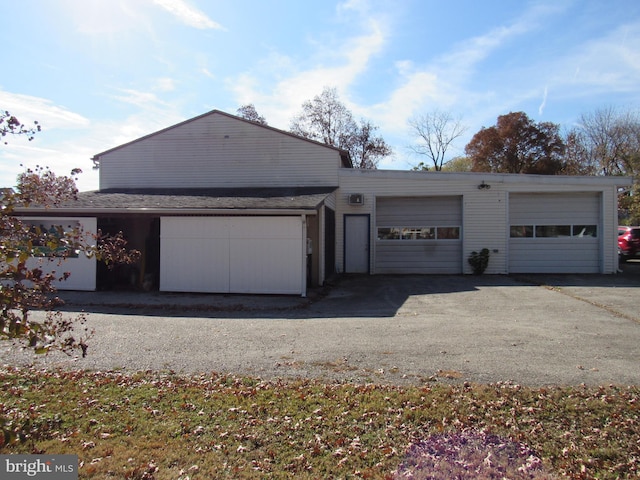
(510, 193, 599, 223)
(160, 216, 303, 294)
(376, 241, 462, 274)
(377, 196, 462, 225)
(230, 238, 302, 293)
(375, 196, 462, 274)
(160, 237, 230, 292)
(508, 193, 601, 273)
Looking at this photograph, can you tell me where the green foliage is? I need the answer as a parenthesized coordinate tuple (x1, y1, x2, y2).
(619, 183, 640, 225)
(468, 248, 490, 275)
(441, 155, 473, 172)
(0, 368, 638, 479)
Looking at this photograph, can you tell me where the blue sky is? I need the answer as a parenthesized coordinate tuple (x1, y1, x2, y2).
(1, 0, 639, 191)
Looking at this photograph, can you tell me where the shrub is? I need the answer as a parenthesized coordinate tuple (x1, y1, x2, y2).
(468, 248, 490, 274)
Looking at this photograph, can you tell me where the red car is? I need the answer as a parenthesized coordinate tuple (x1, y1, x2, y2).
(618, 226, 640, 261)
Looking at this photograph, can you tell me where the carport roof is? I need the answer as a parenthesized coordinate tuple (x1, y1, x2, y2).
(19, 187, 338, 215)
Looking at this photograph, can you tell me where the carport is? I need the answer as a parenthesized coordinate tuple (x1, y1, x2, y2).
(17, 187, 337, 296)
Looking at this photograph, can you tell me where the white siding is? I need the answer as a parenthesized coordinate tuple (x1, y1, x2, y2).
(337, 170, 511, 274)
(160, 216, 304, 294)
(25, 217, 97, 291)
(99, 113, 342, 189)
(463, 189, 508, 274)
(337, 170, 624, 275)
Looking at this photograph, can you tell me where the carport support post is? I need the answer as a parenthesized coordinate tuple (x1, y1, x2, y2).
(301, 214, 307, 297)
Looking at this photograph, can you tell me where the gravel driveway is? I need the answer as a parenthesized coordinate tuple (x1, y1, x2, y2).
(2, 264, 640, 386)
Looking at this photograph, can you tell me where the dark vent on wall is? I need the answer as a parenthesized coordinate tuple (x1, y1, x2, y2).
(348, 193, 364, 205)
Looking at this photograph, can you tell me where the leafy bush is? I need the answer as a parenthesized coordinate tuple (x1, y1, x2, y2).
(468, 248, 490, 274)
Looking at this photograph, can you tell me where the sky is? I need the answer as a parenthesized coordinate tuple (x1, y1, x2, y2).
(1, 0, 639, 191)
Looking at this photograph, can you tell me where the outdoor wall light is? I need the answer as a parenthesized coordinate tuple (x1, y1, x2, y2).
(478, 181, 491, 190)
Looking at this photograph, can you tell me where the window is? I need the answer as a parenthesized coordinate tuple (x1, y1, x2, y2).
(377, 227, 401, 240)
(377, 226, 460, 241)
(535, 225, 571, 238)
(573, 225, 597, 237)
(510, 225, 534, 238)
(510, 224, 598, 238)
(437, 227, 460, 240)
(401, 227, 434, 240)
(22, 220, 80, 257)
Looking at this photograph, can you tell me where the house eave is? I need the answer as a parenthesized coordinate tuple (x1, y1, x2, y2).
(15, 207, 320, 217)
(339, 168, 634, 187)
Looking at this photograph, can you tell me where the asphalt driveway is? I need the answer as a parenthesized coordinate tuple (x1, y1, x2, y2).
(2, 261, 639, 386)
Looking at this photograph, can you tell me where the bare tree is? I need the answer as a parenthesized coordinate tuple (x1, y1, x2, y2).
(408, 110, 467, 171)
(290, 87, 391, 169)
(560, 129, 597, 175)
(568, 107, 640, 224)
(570, 106, 640, 176)
(350, 119, 392, 169)
(236, 104, 267, 125)
(290, 87, 356, 148)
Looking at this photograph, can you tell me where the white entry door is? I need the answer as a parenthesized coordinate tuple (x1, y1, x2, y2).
(344, 214, 370, 273)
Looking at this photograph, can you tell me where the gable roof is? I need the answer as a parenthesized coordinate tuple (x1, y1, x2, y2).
(92, 109, 353, 168)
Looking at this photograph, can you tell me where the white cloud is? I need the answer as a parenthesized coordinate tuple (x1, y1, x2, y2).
(111, 88, 170, 109)
(60, 0, 150, 35)
(226, 12, 387, 130)
(562, 21, 640, 93)
(360, 3, 568, 150)
(153, 78, 177, 92)
(539, 86, 548, 115)
(0, 91, 89, 130)
(0, 86, 187, 191)
(152, 0, 224, 30)
(201, 68, 216, 79)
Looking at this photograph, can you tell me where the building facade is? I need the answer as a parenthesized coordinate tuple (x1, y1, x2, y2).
(18, 110, 632, 295)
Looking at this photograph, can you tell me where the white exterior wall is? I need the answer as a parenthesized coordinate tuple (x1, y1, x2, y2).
(337, 170, 623, 275)
(98, 112, 342, 189)
(24, 217, 97, 290)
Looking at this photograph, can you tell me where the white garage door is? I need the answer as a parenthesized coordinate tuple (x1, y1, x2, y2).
(375, 196, 462, 274)
(509, 193, 601, 273)
(160, 216, 304, 294)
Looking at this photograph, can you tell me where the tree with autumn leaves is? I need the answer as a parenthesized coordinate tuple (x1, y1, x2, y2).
(461, 109, 640, 223)
(465, 111, 565, 175)
(1, 110, 139, 357)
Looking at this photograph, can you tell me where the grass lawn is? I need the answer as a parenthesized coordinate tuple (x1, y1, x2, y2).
(0, 367, 638, 479)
